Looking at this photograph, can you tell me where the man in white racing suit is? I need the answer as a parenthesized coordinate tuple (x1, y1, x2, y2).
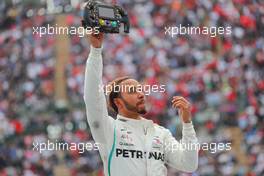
(83, 33, 199, 176)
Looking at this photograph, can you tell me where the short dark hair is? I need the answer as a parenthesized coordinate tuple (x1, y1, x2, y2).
(108, 76, 131, 113)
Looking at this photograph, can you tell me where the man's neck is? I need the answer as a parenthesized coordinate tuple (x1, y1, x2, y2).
(119, 111, 141, 120)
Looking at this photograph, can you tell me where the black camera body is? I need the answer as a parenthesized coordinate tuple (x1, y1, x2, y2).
(82, 0, 130, 33)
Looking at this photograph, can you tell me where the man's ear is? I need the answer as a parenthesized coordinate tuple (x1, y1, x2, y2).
(114, 98, 123, 110)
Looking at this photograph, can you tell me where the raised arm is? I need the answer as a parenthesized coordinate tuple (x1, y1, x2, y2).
(83, 33, 114, 144)
(164, 96, 199, 172)
(164, 122, 198, 172)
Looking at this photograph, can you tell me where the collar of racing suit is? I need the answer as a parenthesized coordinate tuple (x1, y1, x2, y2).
(116, 114, 154, 135)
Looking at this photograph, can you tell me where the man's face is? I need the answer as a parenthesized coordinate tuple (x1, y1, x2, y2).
(118, 79, 147, 114)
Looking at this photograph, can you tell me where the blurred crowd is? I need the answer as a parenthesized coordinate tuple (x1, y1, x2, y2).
(0, 0, 264, 176)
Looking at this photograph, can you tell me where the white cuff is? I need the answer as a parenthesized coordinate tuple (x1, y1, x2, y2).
(182, 121, 196, 136)
(182, 121, 193, 130)
(90, 45, 103, 56)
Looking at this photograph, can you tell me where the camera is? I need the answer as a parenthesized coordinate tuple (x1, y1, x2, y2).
(82, 0, 130, 33)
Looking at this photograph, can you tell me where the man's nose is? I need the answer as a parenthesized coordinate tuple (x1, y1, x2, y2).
(137, 91, 145, 99)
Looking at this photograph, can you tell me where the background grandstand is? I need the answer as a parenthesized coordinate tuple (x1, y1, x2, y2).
(0, 0, 263, 175)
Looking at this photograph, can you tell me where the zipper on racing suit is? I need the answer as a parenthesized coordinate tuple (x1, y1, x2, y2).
(144, 125, 148, 176)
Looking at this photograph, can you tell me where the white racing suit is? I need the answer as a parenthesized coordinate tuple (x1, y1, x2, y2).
(84, 46, 199, 176)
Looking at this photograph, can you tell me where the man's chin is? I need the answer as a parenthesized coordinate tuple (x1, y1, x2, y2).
(138, 107, 147, 114)
(138, 110, 147, 115)
(135, 103, 147, 114)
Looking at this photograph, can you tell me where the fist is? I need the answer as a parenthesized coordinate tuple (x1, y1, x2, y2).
(172, 96, 192, 123)
(87, 32, 104, 48)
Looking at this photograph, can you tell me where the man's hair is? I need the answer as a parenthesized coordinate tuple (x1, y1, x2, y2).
(107, 76, 131, 113)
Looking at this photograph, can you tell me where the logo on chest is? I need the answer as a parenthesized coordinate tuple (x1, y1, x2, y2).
(119, 128, 134, 147)
(116, 148, 164, 161)
(152, 136, 163, 150)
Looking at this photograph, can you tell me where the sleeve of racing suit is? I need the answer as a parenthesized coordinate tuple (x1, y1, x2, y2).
(83, 46, 114, 145)
(164, 122, 199, 173)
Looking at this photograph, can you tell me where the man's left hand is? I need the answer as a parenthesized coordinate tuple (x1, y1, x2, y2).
(172, 96, 192, 123)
